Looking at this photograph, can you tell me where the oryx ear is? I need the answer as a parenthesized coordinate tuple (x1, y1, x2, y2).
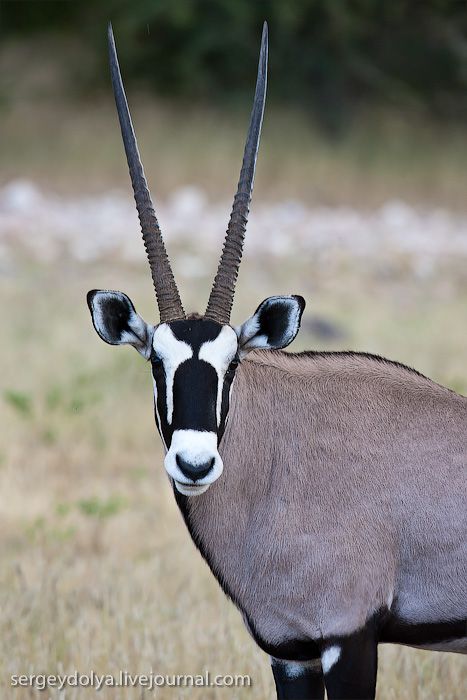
(236, 295, 305, 356)
(87, 290, 154, 359)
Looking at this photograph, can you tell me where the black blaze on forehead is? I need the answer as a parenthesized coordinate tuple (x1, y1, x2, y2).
(172, 359, 218, 431)
(168, 318, 224, 353)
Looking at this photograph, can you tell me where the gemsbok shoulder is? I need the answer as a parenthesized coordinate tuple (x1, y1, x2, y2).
(87, 22, 467, 700)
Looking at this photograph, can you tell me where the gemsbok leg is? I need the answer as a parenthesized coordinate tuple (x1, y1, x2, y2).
(271, 658, 325, 700)
(321, 624, 378, 700)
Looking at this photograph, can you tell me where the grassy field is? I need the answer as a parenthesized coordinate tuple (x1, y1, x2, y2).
(1, 252, 466, 698)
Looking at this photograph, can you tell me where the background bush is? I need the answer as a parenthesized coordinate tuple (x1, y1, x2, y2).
(2, 0, 467, 131)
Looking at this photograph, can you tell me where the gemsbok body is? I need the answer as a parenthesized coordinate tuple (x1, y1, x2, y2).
(87, 23, 467, 699)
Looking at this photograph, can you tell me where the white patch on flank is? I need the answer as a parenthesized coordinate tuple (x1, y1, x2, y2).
(152, 324, 192, 424)
(199, 325, 238, 424)
(164, 429, 223, 496)
(272, 659, 321, 679)
(321, 646, 341, 674)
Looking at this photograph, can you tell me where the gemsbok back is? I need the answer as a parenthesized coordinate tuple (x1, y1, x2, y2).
(87, 22, 467, 700)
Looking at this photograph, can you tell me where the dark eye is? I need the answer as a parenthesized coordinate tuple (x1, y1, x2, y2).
(226, 357, 239, 374)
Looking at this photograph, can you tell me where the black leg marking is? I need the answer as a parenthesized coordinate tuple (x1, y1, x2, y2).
(271, 658, 324, 700)
(322, 623, 378, 700)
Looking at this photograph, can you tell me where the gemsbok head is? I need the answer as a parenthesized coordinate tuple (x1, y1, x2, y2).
(88, 22, 304, 498)
(87, 23, 466, 700)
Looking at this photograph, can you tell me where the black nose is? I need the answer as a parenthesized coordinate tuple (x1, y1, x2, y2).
(176, 455, 215, 482)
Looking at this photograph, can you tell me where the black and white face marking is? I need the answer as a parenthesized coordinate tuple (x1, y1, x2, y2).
(87, 290, 305, 498)
(151, 319, 239, 496)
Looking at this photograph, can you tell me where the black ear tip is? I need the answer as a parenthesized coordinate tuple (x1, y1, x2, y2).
(292, 295, 306, 313)
(86, 290, 98, 308)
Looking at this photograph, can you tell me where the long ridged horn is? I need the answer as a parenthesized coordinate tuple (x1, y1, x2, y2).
(205, 22, 268, 324)
(108, 23, 185, 322)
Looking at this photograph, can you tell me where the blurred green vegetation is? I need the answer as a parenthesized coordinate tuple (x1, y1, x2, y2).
(1, 1, 467, 131)
(77, 495, 127, 518)
(3, 389, 33, 417)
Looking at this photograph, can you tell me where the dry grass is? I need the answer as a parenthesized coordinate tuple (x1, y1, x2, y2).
(1, 255, 466, 698)
(3, 92, 467, 211)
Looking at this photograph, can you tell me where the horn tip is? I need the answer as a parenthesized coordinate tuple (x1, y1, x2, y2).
(108, 22, 115, 54)
(108, 22, 117, 70)
(261, 21, 268, 65)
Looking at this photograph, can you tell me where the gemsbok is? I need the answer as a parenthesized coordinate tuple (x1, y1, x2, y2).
(87, 22, 467, 700)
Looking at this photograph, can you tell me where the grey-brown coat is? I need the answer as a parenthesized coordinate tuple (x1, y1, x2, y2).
(185, 350, 467, 651)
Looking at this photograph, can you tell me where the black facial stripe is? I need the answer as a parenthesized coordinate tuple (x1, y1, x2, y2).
(219, 366, 236, 439)
(153, 399, 164, 442)
(172, 359, 218, 431)
(152, 362, 173, 446)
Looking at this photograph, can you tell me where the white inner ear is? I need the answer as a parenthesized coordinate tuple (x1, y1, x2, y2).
(91, 292, 153, 358)
(236, 296, 302, 355)
(235, 313, 268, 357)
(199, 326, 238, 424)
(123, 309, 154, 358)
(153, 325, 193, 425)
